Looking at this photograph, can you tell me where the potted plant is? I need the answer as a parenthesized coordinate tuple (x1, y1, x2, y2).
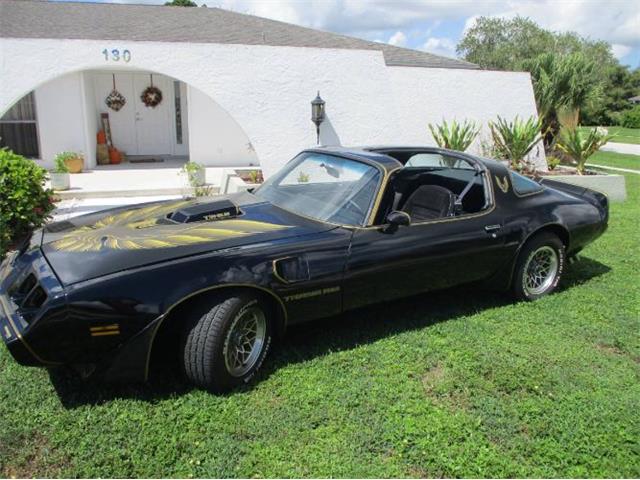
(556, 126, 611, 175)
(50, 155, 70, 190)
(220, 168, 264, 194)
(538, 127, 626, 202)
(428, 119, 480, 153)
(54, 151, 84, 173)
(489, 115, 543, 172)
(180, 161, 206, 187)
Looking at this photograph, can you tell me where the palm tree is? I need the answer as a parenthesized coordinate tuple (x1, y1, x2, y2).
(523, 52, 601, 150)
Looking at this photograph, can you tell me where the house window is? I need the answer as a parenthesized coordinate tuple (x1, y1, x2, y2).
(0, 92, 40, 158)
(174, 81, 183, 145)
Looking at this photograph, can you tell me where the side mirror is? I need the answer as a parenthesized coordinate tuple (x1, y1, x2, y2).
(384, 210, 411, 232)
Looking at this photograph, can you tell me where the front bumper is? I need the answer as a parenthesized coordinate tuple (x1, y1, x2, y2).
(0, 293, 54, 366)
(0, 249, 63, 367)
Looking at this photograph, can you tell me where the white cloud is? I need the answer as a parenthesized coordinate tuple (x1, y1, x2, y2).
(388, 31, 408, 47)
(611, 44, 632, 60)
(59, 0, 640, 60)
(422, 37, 457, 58)
(217, 0, 485, 33)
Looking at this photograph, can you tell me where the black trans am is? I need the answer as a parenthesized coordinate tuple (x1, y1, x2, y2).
(0, 147, 608, 392)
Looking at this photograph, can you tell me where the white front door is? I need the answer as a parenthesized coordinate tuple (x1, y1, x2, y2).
(94, 72, 174, 156)
(133, 73, 172, 155)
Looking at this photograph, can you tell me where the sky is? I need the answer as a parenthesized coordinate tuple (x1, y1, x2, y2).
(51, 0, 640, 67)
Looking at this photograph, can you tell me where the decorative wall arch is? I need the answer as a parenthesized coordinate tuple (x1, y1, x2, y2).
(2, 63, 261, 169)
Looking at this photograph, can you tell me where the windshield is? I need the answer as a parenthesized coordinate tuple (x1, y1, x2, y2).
(254, 152, 381, 226)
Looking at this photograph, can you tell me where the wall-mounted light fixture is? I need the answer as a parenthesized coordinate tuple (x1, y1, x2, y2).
(311, 91, 325, 144)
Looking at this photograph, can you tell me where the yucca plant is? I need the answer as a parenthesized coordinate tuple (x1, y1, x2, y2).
(489, 115, 543, 171)
(556, 126, 611, 175)
(428, 119, 480, 152)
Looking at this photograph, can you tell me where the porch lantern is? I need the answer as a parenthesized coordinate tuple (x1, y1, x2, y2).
(311, 91, 325, 144)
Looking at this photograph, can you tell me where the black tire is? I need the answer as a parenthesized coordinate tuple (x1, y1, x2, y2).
(512, 232, 565, 302)
(181, 293, 272, 393)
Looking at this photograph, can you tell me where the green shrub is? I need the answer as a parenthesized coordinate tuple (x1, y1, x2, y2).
(619, 106, 640, 128)
(556, 126, 612, 174)
(180, 161, 204, 187)
(489, 115, 543, 171)
(53, 155, 70, 174)
(0, 149, 55, 259)
(428, 119, 480, 152)
(546, 156, 561, 171)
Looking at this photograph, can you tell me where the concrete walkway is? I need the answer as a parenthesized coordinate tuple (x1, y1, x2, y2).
(48, 163, 246, 199)
(587, 164, 640, 174)
(601, 142, 640, 156)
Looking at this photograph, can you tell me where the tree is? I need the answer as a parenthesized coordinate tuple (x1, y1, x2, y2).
(164, 0, 197, 6)
(456, 17, 554, 70)
(456, 16, 617, 74)
(522, 52, 601, 149)
(457, 16, 627, 142)
(582, 65, 640, 125)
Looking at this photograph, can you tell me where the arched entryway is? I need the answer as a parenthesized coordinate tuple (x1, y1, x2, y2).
(1, 68, 259, 172)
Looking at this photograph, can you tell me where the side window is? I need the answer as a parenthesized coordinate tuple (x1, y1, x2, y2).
(405, 153, 465, 168)
(510, 171, 543, 196)
(0, 92, 39, 158)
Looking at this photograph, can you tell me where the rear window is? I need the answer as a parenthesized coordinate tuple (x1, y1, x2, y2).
(510, 171, 543, 196)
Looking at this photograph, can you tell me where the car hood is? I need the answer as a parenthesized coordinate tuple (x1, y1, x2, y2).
(41, 192, 335, 285)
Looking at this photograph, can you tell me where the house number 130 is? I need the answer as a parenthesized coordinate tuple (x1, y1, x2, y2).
(102, 49, 131, 63)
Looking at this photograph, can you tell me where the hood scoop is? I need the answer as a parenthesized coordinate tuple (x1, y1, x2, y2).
(168, 199, 240, 224)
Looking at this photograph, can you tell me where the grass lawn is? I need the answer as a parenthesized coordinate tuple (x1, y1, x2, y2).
(587, 150, 640, 171)
(579, 126, 640, 145)
(1, 172, 639, 477)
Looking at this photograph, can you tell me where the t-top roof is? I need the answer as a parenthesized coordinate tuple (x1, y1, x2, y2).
(0, 0, 478, 70)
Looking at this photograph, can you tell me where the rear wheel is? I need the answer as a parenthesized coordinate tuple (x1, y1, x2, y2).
(512, 232, 565, 301)
(182, 293, 272, 393)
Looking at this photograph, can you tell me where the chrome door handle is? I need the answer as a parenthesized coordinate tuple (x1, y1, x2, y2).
(484, 224, 502, 232)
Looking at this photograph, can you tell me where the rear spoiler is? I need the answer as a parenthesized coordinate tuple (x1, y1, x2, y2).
(538, 177, 608, 221)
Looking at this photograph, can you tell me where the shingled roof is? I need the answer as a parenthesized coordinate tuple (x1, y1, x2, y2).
(0, 0, 478, 70)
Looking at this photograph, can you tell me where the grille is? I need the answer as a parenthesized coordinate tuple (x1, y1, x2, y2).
(9, 273, 48, 323)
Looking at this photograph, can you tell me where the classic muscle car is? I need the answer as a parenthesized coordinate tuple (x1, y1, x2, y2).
(1, 147, 608, 392)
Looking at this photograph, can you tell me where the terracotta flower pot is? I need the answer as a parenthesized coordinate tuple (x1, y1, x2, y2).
(64, 156, 84, 173)
(109, 148, 122, 165)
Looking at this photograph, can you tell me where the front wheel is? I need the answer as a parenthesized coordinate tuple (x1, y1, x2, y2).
(512, 232, 565, 301)
(182, 293, 272, 393)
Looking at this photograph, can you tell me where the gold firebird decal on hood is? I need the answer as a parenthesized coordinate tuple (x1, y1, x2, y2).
(50, 202, 292, 252)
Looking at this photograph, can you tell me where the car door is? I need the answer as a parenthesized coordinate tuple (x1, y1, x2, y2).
(343, 192, 509, 311)
(269, 227, 352, 324)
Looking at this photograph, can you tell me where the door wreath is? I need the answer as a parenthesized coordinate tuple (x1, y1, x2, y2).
(141, 74, 163, 108)
(105, 74, 126, 112)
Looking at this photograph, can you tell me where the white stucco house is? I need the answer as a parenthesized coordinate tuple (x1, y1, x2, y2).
(0, 0, 544, 181)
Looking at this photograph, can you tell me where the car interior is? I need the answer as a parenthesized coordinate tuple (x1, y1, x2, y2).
(372, 150, 491, 225)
